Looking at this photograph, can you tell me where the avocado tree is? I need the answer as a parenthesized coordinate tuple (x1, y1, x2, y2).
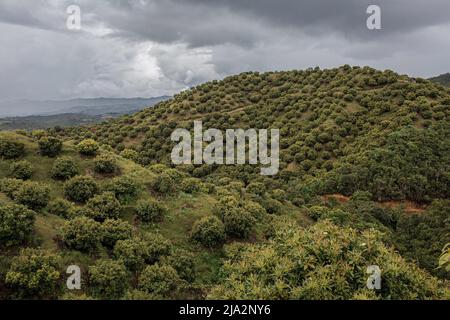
(0, 204, 35, 247)
(5, 248, 61, 298)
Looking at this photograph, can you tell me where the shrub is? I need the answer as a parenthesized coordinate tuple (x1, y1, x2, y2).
(94, 153, 118, 174)
(143, 233, 172, 264)
(47, 199, 74, 218)
(0, 139, 25, 159)
(271, 189, 287, 202)
(222, 207, 254, 239)
(135, 199, 166, 223)
(104, 175, 139, 203)
(51, 157, 79, 180)
(161, 249, 195, 282)
(260, 197, 282, 214)
(64, 176, 98, 203)
(306, 206, 329, 220)
(31, 130, 47, 139)
(246, 182, 266, 196)
(351, 190, 373, 202)
(0, 178, 23, 197)
(191, 216, 226, 247)
(10, 160, 33, 180)
(0, 204, 35, 247)
(121, 289, 156, 300)
(38, 136, 63, 157)
(101, 219, 133, 248)
(88, 259, 128, 299)
(77, 139, 99, 156)
(242, 201, 266, 221)
(115, 234, 171, 270)
(120, 149, 139, 162)
(180, 177, 201, 193)
(13, 181, 50, 210)
(208, 221, 443, 300)
(61, 216, 102, 252)
(86, 192, 121, 221)
(151, 172, 176, 194)
(228, 181, 245, 194)
(114, 238, 148, 271)
(138, 264, 180, 296)
(164, 168, 185, 183)
(321, 208, 352, 226)
(213, 196, 240, 218)
(67, 206, 95, 220)
(5, 248, 61, 298)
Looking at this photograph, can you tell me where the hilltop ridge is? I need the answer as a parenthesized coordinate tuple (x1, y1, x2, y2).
(429, 73, 450, 87)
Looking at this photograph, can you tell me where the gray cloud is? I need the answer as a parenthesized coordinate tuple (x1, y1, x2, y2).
(0, 0, 449, 105)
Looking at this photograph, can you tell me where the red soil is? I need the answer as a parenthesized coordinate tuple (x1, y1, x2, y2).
(321, 194, 427, 214)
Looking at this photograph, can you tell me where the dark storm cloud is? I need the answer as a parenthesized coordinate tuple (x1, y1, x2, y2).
(0, 0, 449, 107)
(98, 0, 450, 46)
(185, 0, 450, 35)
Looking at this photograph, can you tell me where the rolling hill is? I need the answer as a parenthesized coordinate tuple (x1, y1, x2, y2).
(429, 73, 450, 87)
(0, 97, 170, 118)
(60, 65, 450, 203)
(0, 66, 449, 300)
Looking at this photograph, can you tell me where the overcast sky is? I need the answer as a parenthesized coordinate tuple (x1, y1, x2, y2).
(1, 0, 450, 101)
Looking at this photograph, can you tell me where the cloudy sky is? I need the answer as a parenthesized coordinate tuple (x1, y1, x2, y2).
(1, 0, 450, 101)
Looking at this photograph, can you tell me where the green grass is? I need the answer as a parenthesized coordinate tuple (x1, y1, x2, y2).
(34, 214, 65, 250)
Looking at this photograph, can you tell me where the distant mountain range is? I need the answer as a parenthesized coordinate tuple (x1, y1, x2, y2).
(0, 113, 107, 131)
(0, 96, 170, 118)
(0, 96, 170, 130)
(428, 73, 450, 87)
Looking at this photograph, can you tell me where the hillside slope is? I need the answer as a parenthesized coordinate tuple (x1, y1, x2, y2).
(429, 73, 450, 87)
(59, 66, 450, 203)
(1, 66, 449, 300)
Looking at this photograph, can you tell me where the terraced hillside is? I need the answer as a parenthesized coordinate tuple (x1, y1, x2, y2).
(0, 66, 449, 300)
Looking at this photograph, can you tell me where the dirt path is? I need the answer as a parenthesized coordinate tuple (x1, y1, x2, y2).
(321, 194, 427, 214)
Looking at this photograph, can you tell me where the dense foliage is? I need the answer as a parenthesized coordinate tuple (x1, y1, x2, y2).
(209, 221, 444, 300)
(0, 139, 25, 159)
(51, 157, 79, 180)
(191, 216, 226, 247)
(94, 153, 118, 174)
(13, 181, 50, 210)
(61, 216, 102, 252)
(38, 136, 63, 157)
(0, 204, 35, 247)
(135, 199, 166, 223)
(0, 66, 448, 300)
(10, 160, 33, 180)
(88, 259, 129, 299)
(63, 176, 98, 203)
(77, 139, 99, 156)
(395, 200, 450, 278)
(5, 249, 61, 298)
(86, 192, 122, 221)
